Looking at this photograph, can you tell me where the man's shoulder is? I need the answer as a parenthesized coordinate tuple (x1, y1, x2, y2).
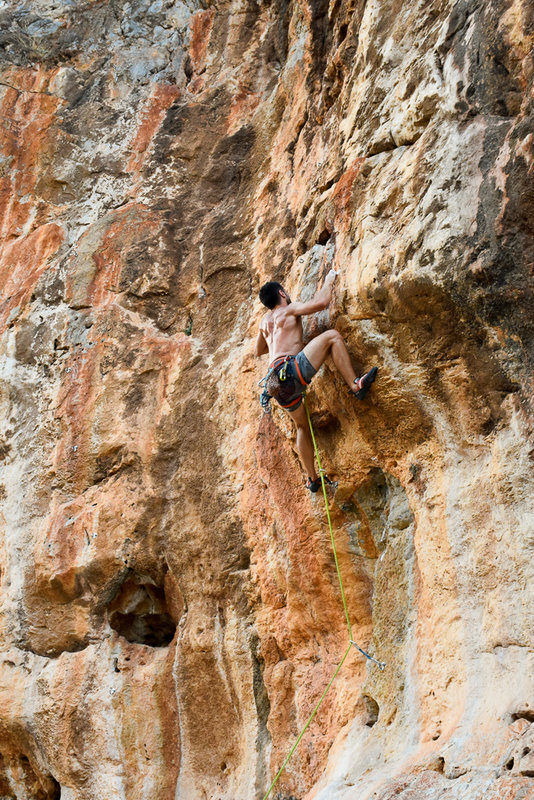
(260, 310, 273, 328)
(281, 303, 301, 319)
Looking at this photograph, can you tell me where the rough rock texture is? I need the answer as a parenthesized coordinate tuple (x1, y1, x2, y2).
(0, 0, 533, 798)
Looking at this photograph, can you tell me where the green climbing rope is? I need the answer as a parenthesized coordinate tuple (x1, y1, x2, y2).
(303, 396, 353, 641)
(261, 394, 384, 799)
(261, 643, 352, 800)
(261, 396, 354, 800)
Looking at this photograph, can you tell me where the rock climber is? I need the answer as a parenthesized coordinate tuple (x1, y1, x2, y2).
(255, 269, 378, 492)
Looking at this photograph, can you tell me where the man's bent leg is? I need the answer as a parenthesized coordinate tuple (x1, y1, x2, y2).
(289, 403, 318, 480)
(303, 330, 357, 387)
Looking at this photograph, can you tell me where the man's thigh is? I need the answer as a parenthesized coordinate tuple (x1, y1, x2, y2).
(288, 401, 308, 427)
(302, 330, 333, 371)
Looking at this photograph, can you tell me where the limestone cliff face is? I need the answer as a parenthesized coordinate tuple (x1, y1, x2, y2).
(0, 0, 533, 798)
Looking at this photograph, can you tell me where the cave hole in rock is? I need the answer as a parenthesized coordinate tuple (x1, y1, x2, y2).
(363, 694, 379, 727)
(338, 23, 348, 44)
(183, 53, 193, 81)
(506, 757, 515, 770)
(512, 708, 534, 722)
(316, 227, 330, 246)
(49, 776, 61, 800)
(107, 575, 176, 647)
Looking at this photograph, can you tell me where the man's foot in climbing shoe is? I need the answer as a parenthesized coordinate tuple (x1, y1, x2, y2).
(352, 366, 378, 400)
(306, 474, 338, 493)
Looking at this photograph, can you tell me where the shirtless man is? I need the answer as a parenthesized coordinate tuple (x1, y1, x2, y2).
(255, 270, 378, 492)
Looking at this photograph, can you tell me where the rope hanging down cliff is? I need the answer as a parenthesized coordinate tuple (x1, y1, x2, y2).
(262, 395, 385, 800)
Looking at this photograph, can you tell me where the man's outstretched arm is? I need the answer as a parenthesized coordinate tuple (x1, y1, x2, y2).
(286, 269, 338, 317)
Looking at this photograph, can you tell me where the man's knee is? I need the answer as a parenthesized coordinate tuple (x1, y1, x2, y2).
(326, 329, 342, 346)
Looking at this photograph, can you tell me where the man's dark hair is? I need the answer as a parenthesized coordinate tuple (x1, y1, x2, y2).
(259, 281, 284, 309)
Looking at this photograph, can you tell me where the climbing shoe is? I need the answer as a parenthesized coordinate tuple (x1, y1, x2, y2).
(352, 366, 378, 400)
(306, 474, 338, 493)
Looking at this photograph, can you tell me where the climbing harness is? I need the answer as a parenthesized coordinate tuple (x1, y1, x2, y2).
(258, 355, 305, 412)
(258, 358, 287, 412)
(262, 393, 385, 800)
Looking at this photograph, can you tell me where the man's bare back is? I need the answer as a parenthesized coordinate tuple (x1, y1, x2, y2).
(255, 271, 338, 363)
(260, 306, 304, 362)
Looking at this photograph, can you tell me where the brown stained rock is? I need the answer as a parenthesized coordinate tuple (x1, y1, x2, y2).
(189, 9, 216, 77)
(0, 222, 64, 328)
(127, 83, 182, 179)
(0, 0, 533, 799)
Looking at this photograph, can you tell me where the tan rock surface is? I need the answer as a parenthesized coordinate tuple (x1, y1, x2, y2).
(0, 0, 533, 798)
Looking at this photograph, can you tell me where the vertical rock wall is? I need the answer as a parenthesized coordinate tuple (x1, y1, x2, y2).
(0, 0, 532, 798)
